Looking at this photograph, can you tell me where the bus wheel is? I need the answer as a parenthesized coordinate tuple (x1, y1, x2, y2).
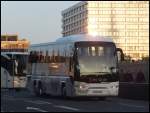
(61, 87, 67, 99)
(33, 81, 38, 96)
(37, 83, 44, 96)
(34, 83, 44, 96)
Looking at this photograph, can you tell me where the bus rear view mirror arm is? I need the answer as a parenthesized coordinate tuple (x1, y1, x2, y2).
(116, 48, 124, 61)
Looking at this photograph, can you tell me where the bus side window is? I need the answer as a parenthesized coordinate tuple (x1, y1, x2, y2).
(31, 51, 35, 63)
(48, 51, 51, 63)
(89, 47, 92, 56)
(49, 50, 53, 63)
(48, 54, 51, 63)
(39, 51, 42, 63)
(29, 51, 33, 63)
(95, 46, 98, 56)
(35, 51, 38, 63)
(45, 50, 48, 63)
(98, 47, 104, 56)
(69, 57, 73, 72)
(55, 50, 60, 63)
(64, 50, 67, 63)
(60, 49, 66, 63)
(69, 57, 71, 72)
(36, 51, 39, 63)
(59, 50, 62, 63)
(43, 51, 45, 63)
(40, 51, 44, 62)
(32, 51, 35, 63)
(52, 49, 55, 63)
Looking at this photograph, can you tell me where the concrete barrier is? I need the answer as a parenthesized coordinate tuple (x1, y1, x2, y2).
(119, 61, 149, 83)
(119, 82, 149, 100)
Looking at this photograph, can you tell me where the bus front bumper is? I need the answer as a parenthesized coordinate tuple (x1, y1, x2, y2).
(74, 82, 119, 97)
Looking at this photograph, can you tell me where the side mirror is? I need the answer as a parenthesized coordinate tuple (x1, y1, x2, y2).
(116, 48, 124, 62)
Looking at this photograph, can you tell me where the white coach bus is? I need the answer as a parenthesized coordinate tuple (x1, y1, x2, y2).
(26, 34, 124, 99)
(1, 52, 28, 88)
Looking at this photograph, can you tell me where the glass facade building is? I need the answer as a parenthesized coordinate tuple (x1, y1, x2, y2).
(62, 1, 149, 60)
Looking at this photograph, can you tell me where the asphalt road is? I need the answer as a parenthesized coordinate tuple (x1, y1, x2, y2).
(1, 89, 149, 112)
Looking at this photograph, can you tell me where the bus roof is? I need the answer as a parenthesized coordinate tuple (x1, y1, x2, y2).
(1, 52, 29, 55)
(56, 34, 113, 43)
(31, 34, 114, 47)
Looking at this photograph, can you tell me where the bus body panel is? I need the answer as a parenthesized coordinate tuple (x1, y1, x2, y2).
(27, 75, 74, 96)
(74, 81, 119, 96)
(26, 34, 120, 97)
(1, 67, 14, 88)
(1, 53, 28, 89)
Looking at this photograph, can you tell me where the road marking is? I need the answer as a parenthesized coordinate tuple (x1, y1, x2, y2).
(119, 103, 146, 108)
(54, 105, 80, 111)
(24, 100, 52, 105)
(25, 100, 46, 105)
(26, 107, 48, 112)
(3, 95, 53, 105)
(35, 100, 52, 105)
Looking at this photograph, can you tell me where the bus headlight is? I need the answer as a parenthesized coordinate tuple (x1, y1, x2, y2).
(79, 83, 88, 90)
(112, 68, 118, 73)
(111, 85, 118, 89)
(110, 67, 118, 73)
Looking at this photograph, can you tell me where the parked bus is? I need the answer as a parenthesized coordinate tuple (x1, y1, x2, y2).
(1, 52, 28, 88)
(26, 34, 124, 99)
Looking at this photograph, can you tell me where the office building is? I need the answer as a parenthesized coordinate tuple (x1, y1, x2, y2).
(62, 1, 149, 60)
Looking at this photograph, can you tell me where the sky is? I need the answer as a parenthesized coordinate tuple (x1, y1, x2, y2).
(1, 1, 79, 44)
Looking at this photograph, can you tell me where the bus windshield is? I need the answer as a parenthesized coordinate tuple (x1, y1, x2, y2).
(75, 42, 117, 75)
(1, 53, 28, 76)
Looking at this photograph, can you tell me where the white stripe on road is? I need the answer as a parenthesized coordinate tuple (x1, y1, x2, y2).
(26, 107, 48, 112)
(24, 100, 52, 105)
(35, 100, 52, 105)
(3, 95, 52, 105)
(54, 105, 80, 111)
(119, 103, 146, 108)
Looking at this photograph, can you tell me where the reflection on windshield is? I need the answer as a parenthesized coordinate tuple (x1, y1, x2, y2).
(74, 43, 117, 74)
(77, 45, 114, 57)
(12, 55, 28, 76)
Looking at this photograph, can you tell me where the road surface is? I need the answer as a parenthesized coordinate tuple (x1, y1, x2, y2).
(1, 89, 149, 112)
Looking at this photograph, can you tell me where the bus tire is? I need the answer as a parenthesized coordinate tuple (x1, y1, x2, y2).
(33, 81, 38, 96)
(33, 82, 44, 96)
(37, 82, 44, 96)
(61, 86, 67, 99)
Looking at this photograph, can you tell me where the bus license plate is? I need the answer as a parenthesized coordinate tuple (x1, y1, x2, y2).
(93, 90, 102, 93)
